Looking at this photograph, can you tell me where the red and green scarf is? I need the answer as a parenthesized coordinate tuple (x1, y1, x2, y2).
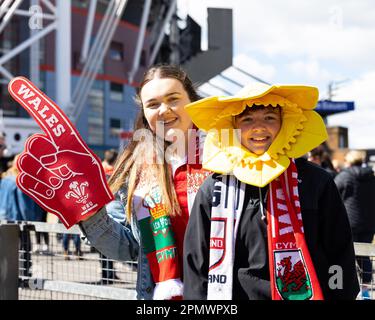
(207, 160, 324, 300)
(134, 130, 209, 300)
(135, 182, 183, 300)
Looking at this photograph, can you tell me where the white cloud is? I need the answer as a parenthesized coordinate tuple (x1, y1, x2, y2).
(328, 71, 375, 149)
(287, 60, 333, 84)
(236, 10, 375, 71)
(232, 54, 276, 83)
(182, 0, 375, 71)
(181, 0, 375, 149)
(332, 72, 375, 110)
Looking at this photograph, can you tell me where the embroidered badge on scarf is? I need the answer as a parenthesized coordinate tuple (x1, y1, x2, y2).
(134, 183, 182, 299)
(134, 129, 209, 300)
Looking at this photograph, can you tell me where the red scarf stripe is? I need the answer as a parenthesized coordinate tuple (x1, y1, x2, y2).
(267, 161, 324, 300)
(146, 246, 181, 282)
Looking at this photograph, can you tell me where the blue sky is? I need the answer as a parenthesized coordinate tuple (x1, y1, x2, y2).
(178, 0, 375, 149)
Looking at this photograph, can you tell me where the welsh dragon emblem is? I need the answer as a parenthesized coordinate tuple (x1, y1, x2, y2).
(274, 250, 313, 300)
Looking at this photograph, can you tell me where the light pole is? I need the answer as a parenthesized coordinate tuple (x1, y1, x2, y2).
(327, 79, 350, 100)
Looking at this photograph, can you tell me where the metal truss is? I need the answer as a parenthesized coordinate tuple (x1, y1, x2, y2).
(199, 65, 271, 97)
(0, 0, 129, 121)
(0, 0, 58, 82)
(68, 0, 128, 123)
(128, 0, 152, 84)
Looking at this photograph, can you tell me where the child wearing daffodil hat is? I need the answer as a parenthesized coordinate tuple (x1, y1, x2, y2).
(183, 83, 359, 300)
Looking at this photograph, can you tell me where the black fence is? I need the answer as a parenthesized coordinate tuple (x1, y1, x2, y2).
(0, 221, 374, 300)
(1, 220, 137, 300)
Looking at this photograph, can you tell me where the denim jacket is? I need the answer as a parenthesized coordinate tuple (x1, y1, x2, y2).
(80, 187, 155, 300)
(79, 131, 206, 299)
(0, 175, 45, 221)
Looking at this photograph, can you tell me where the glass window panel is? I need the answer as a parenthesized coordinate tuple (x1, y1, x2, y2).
(110, 82, 123, 101)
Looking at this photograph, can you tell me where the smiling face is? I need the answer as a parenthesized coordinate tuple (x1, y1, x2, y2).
(234, 105, 282, 155)
(140, 77, 193, 144)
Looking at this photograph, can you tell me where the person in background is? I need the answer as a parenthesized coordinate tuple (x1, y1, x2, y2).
(102, 149, 119, 176)
(0, 154, 45, 276)
(0, 134, 5, 157)
(0, 154, 45, 222)
(0, 155, 20, 221)
(34, 209, 50, 254)
(335, 150, 375, 299)
(62, 233, 82, 260)
(307, 145, 337, 178)
(0, 133, 7, 176)
(332, 159, 343, 173)
(100, 148, 120, 284)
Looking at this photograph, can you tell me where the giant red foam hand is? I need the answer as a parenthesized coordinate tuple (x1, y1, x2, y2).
(8, 77, 114, 228)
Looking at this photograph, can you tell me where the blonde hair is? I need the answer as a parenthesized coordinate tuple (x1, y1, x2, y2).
(345, 150, 366, 166)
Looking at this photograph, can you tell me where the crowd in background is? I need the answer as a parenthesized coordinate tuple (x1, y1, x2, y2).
(308, 144, 375, 299)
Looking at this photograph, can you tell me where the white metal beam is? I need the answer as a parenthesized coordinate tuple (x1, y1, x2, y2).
(24, 279, 136, 300)
(148, 0, 177, 66)
(80, 0, 97, 63)
(207, 81, 233, 96)
(40, 0, 56, 14)
(30, 0, 40, 86)
(55, 0, 71, 111)
(128, 0, 152, 84)
(70, 0, 118, 116)
(0, 65, 14, 80)
(0, 0, 23, 34)
(232, 65, 271, 85)
(169, 8, 179, 64)
(0, 0, 14, 19)
(11, 9, 56, 20)
(70, 0, 128, 123)
(0, 21, 57, 66)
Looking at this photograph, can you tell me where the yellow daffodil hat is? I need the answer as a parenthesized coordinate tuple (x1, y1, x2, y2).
(185, 82, 328, 187)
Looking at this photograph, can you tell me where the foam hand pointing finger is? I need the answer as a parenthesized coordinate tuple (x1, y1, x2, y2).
(8, 77, 114, 228)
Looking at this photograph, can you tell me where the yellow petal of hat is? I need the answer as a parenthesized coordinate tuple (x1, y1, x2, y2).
(185, 83, 328, 187)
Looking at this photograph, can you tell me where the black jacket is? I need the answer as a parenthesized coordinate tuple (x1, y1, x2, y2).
(335, 165, 375, 234)
(183, 158, 359, 300)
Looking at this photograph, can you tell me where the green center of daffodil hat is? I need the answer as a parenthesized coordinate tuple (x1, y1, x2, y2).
(185, 82, 328, 187)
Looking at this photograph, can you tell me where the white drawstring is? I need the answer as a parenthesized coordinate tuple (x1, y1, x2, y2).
(258, 187, 268, 222)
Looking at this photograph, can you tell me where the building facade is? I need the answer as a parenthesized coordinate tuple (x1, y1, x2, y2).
(0, 0, 233, 158)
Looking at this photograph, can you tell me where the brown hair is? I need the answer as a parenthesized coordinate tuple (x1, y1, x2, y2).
(108, 64, 200, 220)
